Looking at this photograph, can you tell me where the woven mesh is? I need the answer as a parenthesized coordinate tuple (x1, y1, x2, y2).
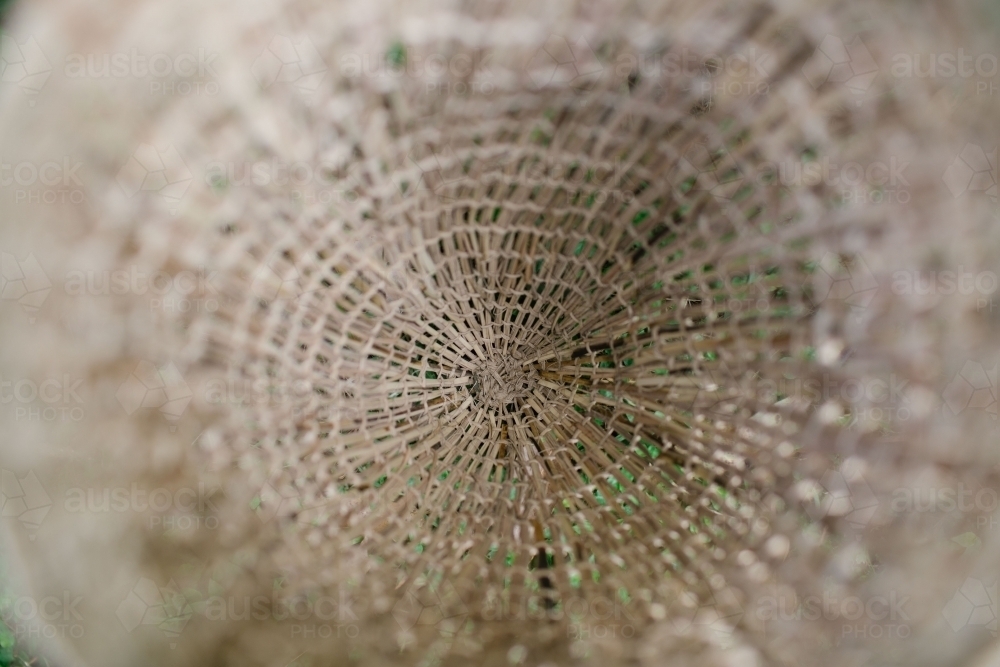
(1, 0, 999, 666)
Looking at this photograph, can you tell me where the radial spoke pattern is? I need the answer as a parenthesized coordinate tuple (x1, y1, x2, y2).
(188, 71, 888, 662)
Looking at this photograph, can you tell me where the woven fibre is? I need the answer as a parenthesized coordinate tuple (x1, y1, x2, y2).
(1, 0, 999, 666)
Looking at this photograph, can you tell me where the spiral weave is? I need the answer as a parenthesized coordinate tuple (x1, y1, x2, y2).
(1, 0, 999, 666)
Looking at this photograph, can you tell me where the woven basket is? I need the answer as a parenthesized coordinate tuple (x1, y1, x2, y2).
(1, 0, 999, 665)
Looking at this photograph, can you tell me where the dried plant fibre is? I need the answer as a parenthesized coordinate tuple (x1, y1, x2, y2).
(1, 0, 999, 666)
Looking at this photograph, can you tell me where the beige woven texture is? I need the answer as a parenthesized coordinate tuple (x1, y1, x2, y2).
(1, 0, 999, 666)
